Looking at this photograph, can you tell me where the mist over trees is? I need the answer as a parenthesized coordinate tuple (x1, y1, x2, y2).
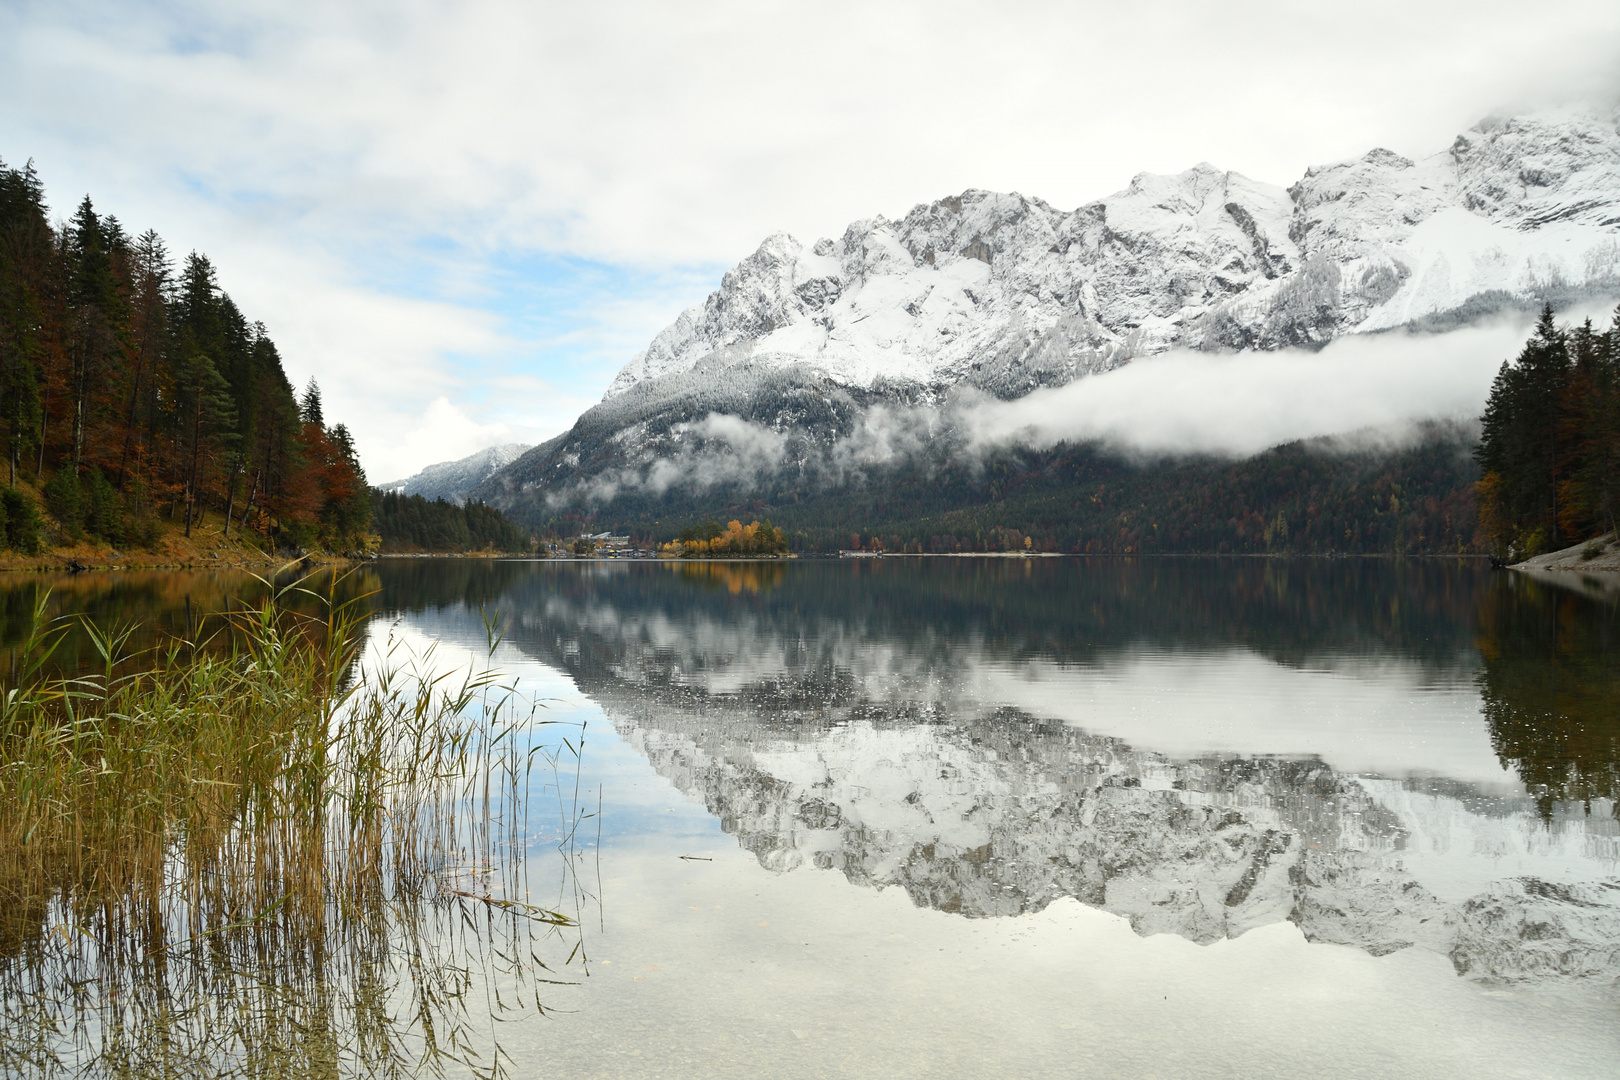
(0, 157, 370, 552)
(528, 422, 1483, 556)
(1476, 305, 1620, 558)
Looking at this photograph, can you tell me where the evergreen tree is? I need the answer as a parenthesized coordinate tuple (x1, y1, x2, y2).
(299, 379, 323, 427)
(65, 196, 128, 474)
(370, 490, 526, 553)
(1476, 305, 1572, 556)
(175, 351, 237, 536)
(0, 157, 375, 552)
(116, 228, 170, 489)
(1556, 307, 1620, 540)
(0, 159, 49, 488)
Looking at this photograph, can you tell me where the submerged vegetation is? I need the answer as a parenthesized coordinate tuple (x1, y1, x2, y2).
(0, 574, 596, 1077)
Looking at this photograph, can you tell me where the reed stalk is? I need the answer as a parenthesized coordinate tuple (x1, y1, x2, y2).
(0, 572, 590, 1079)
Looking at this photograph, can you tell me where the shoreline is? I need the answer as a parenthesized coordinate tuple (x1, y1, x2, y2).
(1507, 533, 1620, 598)
(0, 549, 1507, 573)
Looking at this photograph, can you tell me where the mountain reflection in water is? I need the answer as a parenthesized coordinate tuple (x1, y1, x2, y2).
(4, 558, 1617, 991)
(446, 557, 1620, 985)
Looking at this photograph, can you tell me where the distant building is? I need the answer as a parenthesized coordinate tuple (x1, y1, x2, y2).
(580, 531, 632, 552)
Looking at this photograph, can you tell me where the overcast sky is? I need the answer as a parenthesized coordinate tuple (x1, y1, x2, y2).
(3, 0, 1618, 480)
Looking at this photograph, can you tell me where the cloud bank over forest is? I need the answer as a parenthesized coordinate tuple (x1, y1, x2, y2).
(546, 309, 1609, 508)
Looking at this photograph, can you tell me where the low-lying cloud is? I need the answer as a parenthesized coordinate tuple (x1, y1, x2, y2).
(550, 304, 1616, 506)
(962, 317, 1535, 459)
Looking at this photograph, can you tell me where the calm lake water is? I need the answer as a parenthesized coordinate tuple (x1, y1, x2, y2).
(5, 557, 1619, 1077)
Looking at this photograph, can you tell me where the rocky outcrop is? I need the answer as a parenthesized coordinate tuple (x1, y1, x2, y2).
(603, 111, 1620, 402)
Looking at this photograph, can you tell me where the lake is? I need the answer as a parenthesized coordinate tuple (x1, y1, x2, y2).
(3, 556, 1617, 1078)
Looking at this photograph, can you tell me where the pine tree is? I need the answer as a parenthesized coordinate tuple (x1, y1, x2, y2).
(175, 351, 237, 536)
(0, 158, 377, 553)
(116, 229, 170, 489)
(0, 159, 50, 487)
(65, 196, 130, 474)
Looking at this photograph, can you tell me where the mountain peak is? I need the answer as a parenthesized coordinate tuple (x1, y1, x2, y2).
(597, 108, 1618, 409)
(378, 443, 533, 505)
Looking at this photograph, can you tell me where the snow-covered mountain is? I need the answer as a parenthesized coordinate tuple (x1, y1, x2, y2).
(609, 107, 1620, 396)
(477, 107, 1620, 514)
(378, 443, 531, 505)
(616, 704, 1619, 982)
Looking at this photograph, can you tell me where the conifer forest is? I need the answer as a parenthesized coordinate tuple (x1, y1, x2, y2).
(0, 158, 371, 553)
(1475, 304, 1620, 558)
(370, 491, 530, 553)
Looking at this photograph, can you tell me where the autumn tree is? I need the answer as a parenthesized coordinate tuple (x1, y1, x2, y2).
(0, 156, 376, 553)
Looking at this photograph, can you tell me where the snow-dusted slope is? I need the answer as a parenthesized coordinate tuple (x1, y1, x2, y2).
(378, 443, 531, 505)
(605, 108, 1620, 402)
(618, 706, 1620, 982)
(476, 108, 1620, 513)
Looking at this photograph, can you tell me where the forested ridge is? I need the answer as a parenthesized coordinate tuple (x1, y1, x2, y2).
(532, 422, 1484, 555)
(370, 491, 529, 553)
(528, 308, 1620, 559)
(0, 157, 370, 554)
(1476, 304, 1620, 558)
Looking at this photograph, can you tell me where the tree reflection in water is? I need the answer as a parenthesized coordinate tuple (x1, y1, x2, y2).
(1476, 573, 1620, 816)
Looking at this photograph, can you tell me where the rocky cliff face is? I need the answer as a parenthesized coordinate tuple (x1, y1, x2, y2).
(478, 108, 1620, 514)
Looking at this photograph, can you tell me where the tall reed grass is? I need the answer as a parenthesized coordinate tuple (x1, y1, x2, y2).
(0, 572, 593, 1079)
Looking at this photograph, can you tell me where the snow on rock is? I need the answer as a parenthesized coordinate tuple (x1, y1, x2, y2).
(604, 108, 1620, 402)
(611, 695, 1620, 982)
(474, 108, 1620, 513)
(376, 442, 532, 505)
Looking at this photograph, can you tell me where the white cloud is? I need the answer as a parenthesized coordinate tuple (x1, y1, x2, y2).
(365, 397, 524, 486)
(960, 321, 1526, 459)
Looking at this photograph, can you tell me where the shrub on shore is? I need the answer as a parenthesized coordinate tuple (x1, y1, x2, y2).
(659, 519, 788, 558)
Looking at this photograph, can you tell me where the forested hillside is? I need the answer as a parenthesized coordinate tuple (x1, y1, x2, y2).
(1475, 305, 1620, 558)
(0, 157, 370, 554)
(370, 491, 529, 553)
(529, 422, 1484, 555)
